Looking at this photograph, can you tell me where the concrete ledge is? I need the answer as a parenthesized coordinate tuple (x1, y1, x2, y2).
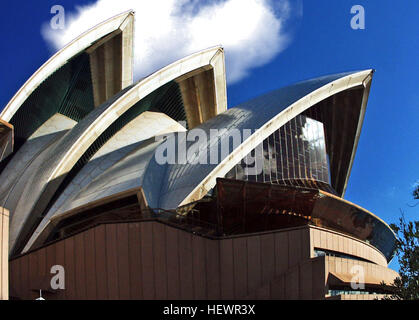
(0, 207, 9, 300)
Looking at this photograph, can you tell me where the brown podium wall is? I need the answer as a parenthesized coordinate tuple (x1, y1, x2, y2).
(9, 221, 313, 300)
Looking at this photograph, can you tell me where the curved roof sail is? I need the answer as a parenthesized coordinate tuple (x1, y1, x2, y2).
(6, 44, 227, 255)
(1, 10, 134, 122)
(157, 70, 374, 209)
(0, 11, 134, 165)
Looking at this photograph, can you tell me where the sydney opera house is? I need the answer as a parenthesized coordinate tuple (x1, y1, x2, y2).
(0, 11, 399, 300)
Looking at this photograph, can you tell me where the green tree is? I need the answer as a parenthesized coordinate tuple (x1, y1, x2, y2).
(385, 185, 419, 300)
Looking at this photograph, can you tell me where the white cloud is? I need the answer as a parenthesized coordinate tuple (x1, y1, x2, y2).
(42, 0, 297, 84)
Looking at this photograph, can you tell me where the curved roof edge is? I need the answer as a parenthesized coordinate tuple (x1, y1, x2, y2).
(1, 10, 135, 121)
(178, 69, 374, 207)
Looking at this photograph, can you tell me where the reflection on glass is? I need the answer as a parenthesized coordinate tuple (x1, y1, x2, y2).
(225, 115, 335, 193)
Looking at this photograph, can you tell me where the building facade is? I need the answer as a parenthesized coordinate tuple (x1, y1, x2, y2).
(1, 11, 398, 300)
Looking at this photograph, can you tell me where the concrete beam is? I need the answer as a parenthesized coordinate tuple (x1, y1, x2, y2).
(176, 68, 220, 129)
(178, 77, 202, 128)
(88, 12, 134, 107)
(0, 120, 13, 162)
(0, 207, 8, 300)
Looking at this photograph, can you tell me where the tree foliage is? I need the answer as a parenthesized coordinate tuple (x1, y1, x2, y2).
(385, 185, 419, 300)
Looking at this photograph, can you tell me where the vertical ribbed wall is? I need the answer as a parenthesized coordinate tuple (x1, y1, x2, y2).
(226, 114, 334, 193)
(9, 221, 311, 300)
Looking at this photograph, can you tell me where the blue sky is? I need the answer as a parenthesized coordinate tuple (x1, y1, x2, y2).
(0, 0, 417, 270)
